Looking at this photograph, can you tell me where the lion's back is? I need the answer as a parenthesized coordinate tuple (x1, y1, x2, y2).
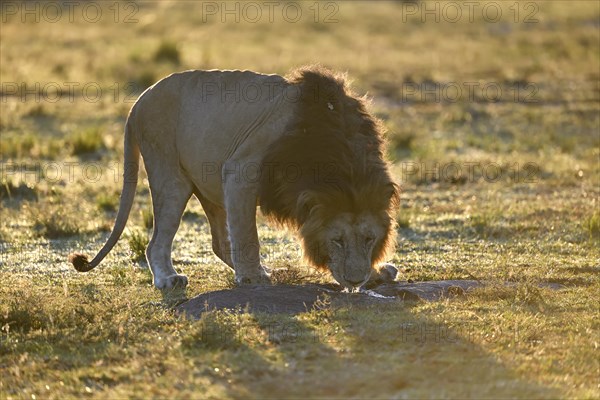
(135, 69, 289, 113)
(128, 69, 294, 157)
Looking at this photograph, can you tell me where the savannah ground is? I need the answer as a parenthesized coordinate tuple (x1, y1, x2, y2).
(0, 1, 599, 398)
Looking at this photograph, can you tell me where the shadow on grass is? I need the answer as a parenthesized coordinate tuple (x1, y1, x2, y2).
(160, 286, 189, 308)
(180, 301, 561, 398)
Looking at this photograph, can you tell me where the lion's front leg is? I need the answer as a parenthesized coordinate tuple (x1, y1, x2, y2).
(365, 263, 399, 288)
(223, 171, 271, 285)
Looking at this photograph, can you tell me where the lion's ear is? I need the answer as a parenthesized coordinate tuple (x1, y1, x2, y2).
(372, 182, 400, 211)
(386, 182, 401, 210)
(296, 190, 318, 223)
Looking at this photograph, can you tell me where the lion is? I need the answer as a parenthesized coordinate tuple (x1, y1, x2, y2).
(69, 65, 400, 291)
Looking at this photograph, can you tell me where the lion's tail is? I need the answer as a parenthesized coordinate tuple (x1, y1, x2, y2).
(68, 121, 140, 272)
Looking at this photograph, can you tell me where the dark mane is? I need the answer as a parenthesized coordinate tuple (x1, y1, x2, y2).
(258, 65, 399, 266)
(259, 65, 397, 220)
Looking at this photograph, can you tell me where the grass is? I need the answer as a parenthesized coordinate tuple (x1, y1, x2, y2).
(0, 132, 64, 160)
(29, 206, 81, 239)
(141, 207, 153, 229)
(126, 228, 149, 262)
(0, 179, 38, 201)
(68, 126, 105, 156)
(583, 211, 600, 240)
(154, 41, 181, 65)
(96, 192, 118, 212)
(1, 1, 599, 399)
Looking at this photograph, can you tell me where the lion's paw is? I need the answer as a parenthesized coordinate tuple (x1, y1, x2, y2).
(235, 267, 272, 286)
(378, 263, 399, 282)
(155, 274, 188, 290)
(365, 263, 398, 288)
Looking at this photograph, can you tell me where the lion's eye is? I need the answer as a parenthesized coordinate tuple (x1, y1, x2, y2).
(332, 239, 344, 248)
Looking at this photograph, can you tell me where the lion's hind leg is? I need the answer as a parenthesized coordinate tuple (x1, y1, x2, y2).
(146, 172, 193, 290)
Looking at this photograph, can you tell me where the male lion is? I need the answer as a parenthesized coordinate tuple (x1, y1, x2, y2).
(69, 65, 399, 291)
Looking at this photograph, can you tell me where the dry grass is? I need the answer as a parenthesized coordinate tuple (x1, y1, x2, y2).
(1, 1, 599, 399)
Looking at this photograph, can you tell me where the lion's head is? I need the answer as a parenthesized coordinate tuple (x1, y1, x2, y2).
(259, 65, 399, 290)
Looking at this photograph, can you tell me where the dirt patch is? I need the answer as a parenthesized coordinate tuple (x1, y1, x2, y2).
(176, 280, 486, 318)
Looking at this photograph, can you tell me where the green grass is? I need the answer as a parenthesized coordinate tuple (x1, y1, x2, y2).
(68, 126, 105, 156)
(126, 228, 149, 263)
(141, 207, 154, 230)
(153, 40, 181, 65)
(1, 1, 599, 398)
(583, 211, 600, 240)
(96, 192, 118, 212)
(29, 205, 81, 239)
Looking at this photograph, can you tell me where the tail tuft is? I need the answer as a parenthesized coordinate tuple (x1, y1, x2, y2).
(69, 253, 91, 272)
